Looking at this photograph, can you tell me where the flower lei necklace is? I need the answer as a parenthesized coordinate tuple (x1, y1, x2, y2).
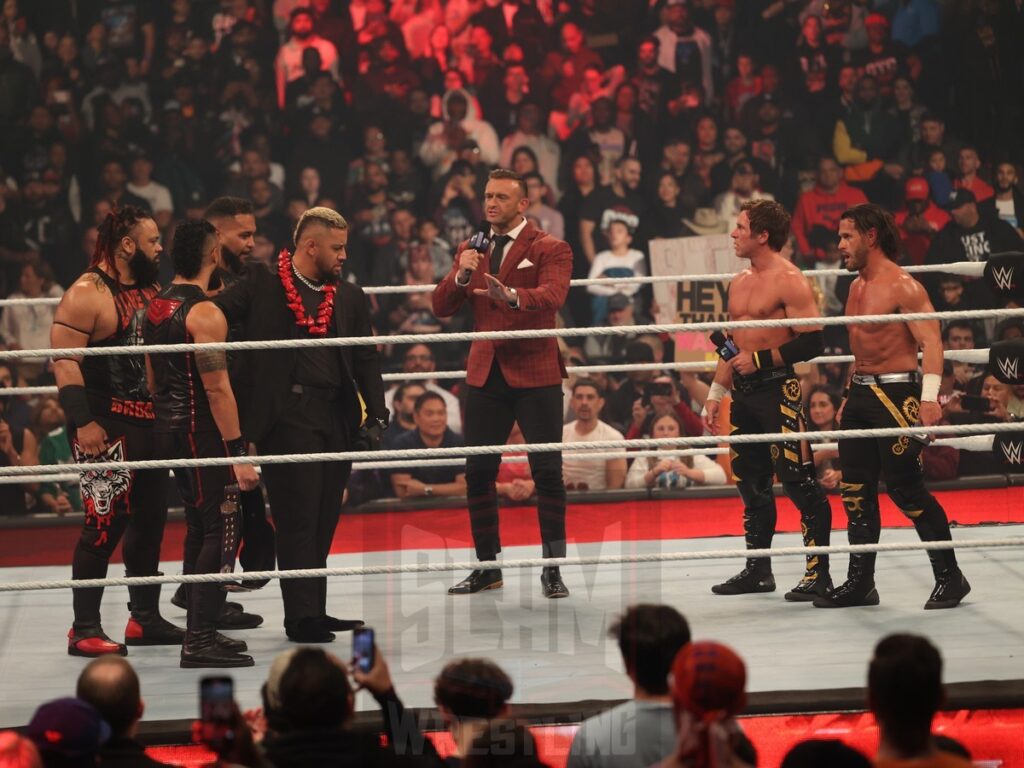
(277, 249, 336, 336)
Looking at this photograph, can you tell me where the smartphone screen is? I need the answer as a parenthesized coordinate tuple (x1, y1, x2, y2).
(352, 627, 375, 674)
(200, 676, 234, 724)
(960, 395, 991, 413)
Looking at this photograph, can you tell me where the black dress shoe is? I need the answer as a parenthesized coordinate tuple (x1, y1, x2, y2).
(320, 616, 364, 632)
(540, 567, 569, 599)
(286, 617, 336, 643)
(448, 568, 503, 595)
(925, 569, 970, 610)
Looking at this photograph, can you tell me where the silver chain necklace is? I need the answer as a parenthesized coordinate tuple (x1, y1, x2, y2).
(292, 263, 326, 292)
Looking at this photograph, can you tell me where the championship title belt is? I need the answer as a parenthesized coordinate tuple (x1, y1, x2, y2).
(219, 484, 252, 592)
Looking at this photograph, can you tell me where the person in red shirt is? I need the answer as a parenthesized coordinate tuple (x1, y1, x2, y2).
(792, 157, 868, 262)
(894, 177, 950, 265)
(953, 146, 994, 202)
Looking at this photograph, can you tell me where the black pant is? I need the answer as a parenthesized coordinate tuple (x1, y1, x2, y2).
(162, 430, 234, 632)
(181, 487, 270, 583)
(71, 418, 167, 629)
(464, 363, 566, 561)
(258, 390, 352, 629)
(730, 370, 832, 573)
(839, 379, 956, 578)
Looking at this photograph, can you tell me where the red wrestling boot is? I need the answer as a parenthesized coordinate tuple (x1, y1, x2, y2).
(68, 625, 128, 657)
(124, 580, 185, 646)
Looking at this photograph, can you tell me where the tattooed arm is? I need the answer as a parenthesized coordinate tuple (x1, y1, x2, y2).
(51, 272, 111, 455)
(186, 302, 259, 490)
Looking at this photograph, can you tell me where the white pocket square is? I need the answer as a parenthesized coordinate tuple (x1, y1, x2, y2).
(516, 258, 535, 269)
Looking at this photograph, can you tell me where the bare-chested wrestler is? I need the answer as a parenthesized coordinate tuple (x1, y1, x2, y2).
(814, 203, 970, 609)
(704, 200, 833, 600)
(52, 206, 184, 656)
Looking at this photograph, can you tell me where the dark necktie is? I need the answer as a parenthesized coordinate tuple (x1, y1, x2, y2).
(490, 235, 511, 275)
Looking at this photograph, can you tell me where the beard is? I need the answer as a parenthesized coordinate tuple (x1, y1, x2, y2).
(996, 182, 1014, 194)
(129, 248, 161, 286)
(220, 243, 244, 274)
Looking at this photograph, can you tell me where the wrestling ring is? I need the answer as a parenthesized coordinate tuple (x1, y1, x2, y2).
(0, 260, 1022, 766)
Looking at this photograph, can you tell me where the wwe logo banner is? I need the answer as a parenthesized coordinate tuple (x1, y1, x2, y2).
(996, 433, 1024, 466)
(984, 252, 1024, 302)
(990, 339, 1024, 384)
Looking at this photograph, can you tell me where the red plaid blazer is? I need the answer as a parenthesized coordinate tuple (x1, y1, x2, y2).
(432, 221, 572, 388)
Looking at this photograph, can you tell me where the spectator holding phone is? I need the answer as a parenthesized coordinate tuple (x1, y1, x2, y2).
(945, 372, 1014, 476)
(626, 376, 704, 440)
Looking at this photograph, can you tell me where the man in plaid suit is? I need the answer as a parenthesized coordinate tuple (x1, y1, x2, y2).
(433, 169, 573, 598)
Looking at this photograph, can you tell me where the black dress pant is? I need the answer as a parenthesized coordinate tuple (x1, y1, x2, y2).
(162, 430, 234, 632)
(71, 417, 167, 629)
(258, 391, 351, 630)
(464, 362, 566, 561)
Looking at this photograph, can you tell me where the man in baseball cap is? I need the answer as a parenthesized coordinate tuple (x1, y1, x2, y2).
(26, 698, 110, 767)
(895, 177, 950, 265)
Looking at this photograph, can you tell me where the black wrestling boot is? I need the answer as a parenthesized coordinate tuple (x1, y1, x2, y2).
(68, 625, 128, 657)
(180, 629, 253, 668)
(712, 561, 776, 595)
(448, 568, 503, 595)
(172, 584, 260, 627)
(214, 632, 247, 653)
(924, 568, 971, 610)
(785, 572, 833, 602)
(540, 567, 569, 598)
(813, 555, 879, 608)
(125, 583, 185, 646)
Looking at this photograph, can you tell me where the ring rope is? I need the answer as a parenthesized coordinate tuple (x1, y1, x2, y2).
(2, 308, 1018, 361)
(0, 350, 991, 398)
(0, 260, 990, 308)
(0, 422, 1015, 478)
(0, 436, 998, 486)
(0, 538, 1018, 593)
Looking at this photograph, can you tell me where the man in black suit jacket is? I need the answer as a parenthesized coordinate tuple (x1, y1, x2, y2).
(216, 207, 388, 643)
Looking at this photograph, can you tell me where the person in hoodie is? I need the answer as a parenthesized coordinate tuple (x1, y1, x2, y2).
(419, 88, 499, 179)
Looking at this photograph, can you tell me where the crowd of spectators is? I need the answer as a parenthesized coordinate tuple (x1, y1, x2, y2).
(1, 0, 1023, 513)
(0, 607, 979, 768)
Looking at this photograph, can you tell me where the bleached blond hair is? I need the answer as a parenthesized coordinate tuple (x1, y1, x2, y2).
(293, 206, 348, 247)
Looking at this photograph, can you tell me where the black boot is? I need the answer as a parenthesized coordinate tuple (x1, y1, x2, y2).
(180, 629, 253, 668)
(714, 477, 777, 595)
(782, 475, 832, 602)
(925, 568, 970, 610)
(125, 582, 185, 646)
(712, 559, 776, 595)
(540, 567, 569, 598)
(813, 554, 879, 608)
(214, 632, 248, 652)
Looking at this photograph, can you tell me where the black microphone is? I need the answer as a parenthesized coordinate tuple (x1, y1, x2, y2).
(462, 223, 491, 283)
(710, 331, 740, 361)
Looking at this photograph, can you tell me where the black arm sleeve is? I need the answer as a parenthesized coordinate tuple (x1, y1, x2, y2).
(778, 330, 825, 365)
(372, 688, 444, 764)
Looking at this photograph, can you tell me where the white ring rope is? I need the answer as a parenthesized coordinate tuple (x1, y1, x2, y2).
(1, 308, 1019, 361)
(0, 422, 1017, 478)
(1, 437, 997, 486)
(0, 261, 990, 308)
(0, 538, 1019, 593)
(0, 350, 991, 398)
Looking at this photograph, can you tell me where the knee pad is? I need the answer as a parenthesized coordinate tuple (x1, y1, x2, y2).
(887, 480, 930, 518)
(737, 475, 775, 511)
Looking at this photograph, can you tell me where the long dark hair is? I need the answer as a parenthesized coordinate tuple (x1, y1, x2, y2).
(91, 205, 151, 273)
(840, 203, 901, 260)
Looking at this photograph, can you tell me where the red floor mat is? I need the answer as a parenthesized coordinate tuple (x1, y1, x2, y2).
(147, 708, 1024, 767)
(2, 486, 1021, 568)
